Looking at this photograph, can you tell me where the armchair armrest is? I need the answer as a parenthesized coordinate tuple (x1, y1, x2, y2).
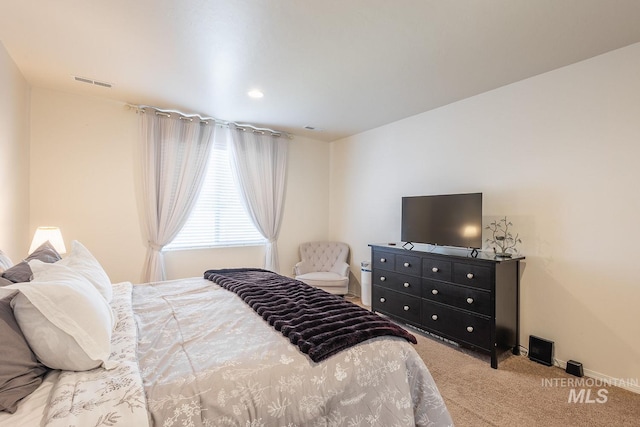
(330, 261, 350, 278)
(294, 260, 312, 276)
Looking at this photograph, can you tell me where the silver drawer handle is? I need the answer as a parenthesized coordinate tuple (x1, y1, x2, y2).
(403, 262, 410, 267)
(431, 267, 439, 272)
(380, 276, 386, 282)
(466, 326, 474, 333)
(467, 298, 474, 304)
(380, 257, 386, 263)
(467, 273, 474, 279)
(379, 297, 386, 303)
(431, 314, 438, 321)
(403, 305, 410, 311)
(431, 289, 439, 295)
(403, 282, 410, 288)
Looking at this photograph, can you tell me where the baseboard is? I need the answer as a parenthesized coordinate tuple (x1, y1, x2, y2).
(554, 358, 640, 395)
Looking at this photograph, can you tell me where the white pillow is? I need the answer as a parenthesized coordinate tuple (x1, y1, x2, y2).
(7, 260, 114, 371)
(0, 249, 12, 273)
(58, 240, 113, 302)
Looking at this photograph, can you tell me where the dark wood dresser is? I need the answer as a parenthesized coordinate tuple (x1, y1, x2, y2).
(370, 243, 523, 368)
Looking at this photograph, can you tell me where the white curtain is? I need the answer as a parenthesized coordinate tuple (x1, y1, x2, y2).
(140, 111, 215, 282)
(227, 124, 289, 273)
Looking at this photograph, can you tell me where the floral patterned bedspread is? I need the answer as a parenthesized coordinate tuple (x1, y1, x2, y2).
(133, 277, 453, 427)
(42, 281, 149, 427)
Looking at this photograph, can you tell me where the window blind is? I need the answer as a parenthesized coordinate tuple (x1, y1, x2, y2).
(165, 137, 265, 250)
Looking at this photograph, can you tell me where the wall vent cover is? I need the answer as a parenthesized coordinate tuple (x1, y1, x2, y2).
(529, 335, 554, 366)
(74, 76, 112, 88)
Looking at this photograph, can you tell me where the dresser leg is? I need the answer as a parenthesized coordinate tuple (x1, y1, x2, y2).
(491, 351, 498, 369)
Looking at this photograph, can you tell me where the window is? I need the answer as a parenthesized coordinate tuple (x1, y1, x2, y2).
(165, 131, 265, 250)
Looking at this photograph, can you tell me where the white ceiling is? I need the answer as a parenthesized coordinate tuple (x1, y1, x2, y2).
(2, 0, 640, 142)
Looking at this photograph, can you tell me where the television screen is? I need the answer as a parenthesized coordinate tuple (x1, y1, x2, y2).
(401, 193, 482, 249)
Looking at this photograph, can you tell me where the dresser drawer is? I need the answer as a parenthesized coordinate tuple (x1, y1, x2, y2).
(453, 262, 491, 290)
(422, 280, 491, 316)
(372, 251, 395, 270)
(421, 300, 491, 350)
(373, 270, 421, 297)
(422, 258, 452, 281)
(372, 286, 421, 324)
(394, 254, 421, 276)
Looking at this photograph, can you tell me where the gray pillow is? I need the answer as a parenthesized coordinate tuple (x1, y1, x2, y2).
(0, 263, 32, 284)
(1, 241, 62, 283)
(0, 289, 48, 413)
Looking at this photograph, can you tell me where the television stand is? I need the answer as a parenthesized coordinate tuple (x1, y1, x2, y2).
(370, 243, 523, 369)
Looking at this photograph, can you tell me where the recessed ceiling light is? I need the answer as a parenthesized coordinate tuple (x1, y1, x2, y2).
(247, 90, 264, 99)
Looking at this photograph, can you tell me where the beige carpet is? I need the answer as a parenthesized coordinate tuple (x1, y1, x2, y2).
(346, 296, 639, 426)
(411, 330, 640, 426)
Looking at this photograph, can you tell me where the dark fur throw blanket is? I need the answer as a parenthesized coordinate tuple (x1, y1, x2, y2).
(203, 268, 417, 362)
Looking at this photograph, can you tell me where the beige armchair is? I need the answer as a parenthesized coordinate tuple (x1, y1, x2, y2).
(294, 241, 350, 295)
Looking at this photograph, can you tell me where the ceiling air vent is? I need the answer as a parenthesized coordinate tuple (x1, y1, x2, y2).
(74, 76, 112, 88)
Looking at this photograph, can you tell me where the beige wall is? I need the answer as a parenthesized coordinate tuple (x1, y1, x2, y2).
(29, 89, 144, 282)
(329, 42, 640, 389)
(0, 43, 30, 260)
(29, 87, 330, 283)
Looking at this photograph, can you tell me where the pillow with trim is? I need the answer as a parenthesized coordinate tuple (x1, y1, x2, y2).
(7, 260, 114, 371)
(58, 241, 113, 302)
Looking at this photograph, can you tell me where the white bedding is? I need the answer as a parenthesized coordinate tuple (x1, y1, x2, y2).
(1, 278, 453, 426)
(0, 282, 149, 427)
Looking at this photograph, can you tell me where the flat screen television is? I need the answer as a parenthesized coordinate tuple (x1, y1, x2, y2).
(401, 193, 483, 249)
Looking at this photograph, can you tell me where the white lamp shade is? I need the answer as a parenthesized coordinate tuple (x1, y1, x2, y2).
(29, 227, 67, 255)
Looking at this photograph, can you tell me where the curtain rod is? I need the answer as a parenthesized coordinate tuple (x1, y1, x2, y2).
(125, 103, 291, 138)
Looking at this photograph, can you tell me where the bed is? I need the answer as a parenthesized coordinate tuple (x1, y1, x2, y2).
(0, 242, 453, 426)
